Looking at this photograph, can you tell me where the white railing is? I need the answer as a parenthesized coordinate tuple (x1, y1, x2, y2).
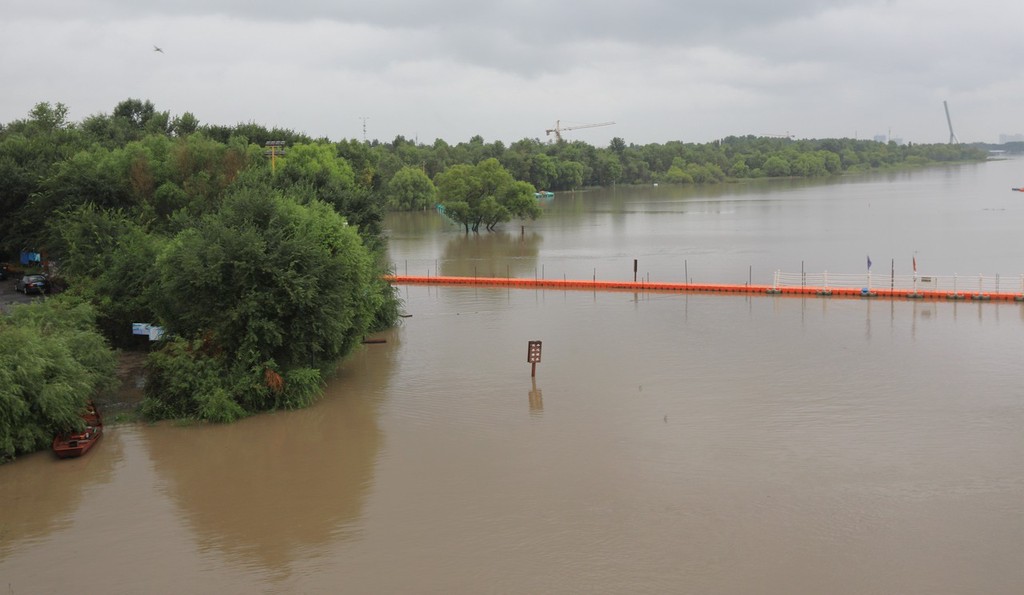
(772, 271, 1024, 296)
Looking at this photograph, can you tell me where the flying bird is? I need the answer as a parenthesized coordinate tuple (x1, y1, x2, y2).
(153, 45, 164, 53)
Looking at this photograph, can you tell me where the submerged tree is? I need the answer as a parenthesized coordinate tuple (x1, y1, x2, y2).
(433, 158, 539, 232)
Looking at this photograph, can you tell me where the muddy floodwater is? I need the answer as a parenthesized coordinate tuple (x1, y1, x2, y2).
(2, 160, 1023, 594)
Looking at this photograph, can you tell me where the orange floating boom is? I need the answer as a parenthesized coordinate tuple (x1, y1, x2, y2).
(384, 275, 1024, 303)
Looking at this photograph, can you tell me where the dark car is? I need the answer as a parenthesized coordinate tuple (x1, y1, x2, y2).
(15, 274, 49, 295)
(0, 266, 7, 281)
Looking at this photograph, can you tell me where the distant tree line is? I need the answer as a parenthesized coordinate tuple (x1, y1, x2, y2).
(1, 100, 989, 243)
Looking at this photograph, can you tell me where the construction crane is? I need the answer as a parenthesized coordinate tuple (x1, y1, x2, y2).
(545, 120, 615, 142)
(944, 100, 959, 145)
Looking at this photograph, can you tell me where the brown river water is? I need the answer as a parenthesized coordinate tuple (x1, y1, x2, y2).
(1, 160, 1022, 594)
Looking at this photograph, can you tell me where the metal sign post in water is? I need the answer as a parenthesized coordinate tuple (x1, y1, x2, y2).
(527, 340, 542, 377)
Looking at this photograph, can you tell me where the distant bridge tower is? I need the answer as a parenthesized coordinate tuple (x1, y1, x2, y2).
(943, 101, 959, 145)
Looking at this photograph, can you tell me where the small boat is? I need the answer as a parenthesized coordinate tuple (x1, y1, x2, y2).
(1012, 187, 1023, 192)
(534, 191, 554, 199)
(52, 402, 103, 459)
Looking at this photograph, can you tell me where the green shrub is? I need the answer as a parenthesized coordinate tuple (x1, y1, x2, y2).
(0, 296, 116, 461)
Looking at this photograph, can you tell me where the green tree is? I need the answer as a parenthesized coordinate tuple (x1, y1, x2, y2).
(553, 160, 586, 190)
(275, 142, 356, 199)
(791, 152, 827, 177)
(528, 153, 557, 191)
(762, 155, 791, 177)
(591, 151, 623, 186)
(336, 138, 380, 188)
(664, 164, 694, 184)
(683, 162, 725, 184)
(144, 186, 389, 420)
(386, 166, 436, 211)
(0, 102, 87, 253)
(54, 205, 165, 344)
(434, 158, 540, 232)
(0, 296, 116, 461)
(728, 157, 751, 178)
(171, 112, 200, 136)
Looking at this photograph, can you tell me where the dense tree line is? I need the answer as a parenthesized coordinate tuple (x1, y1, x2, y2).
(0, 99, 989, 448)
(0, 100, 403, 440)
(342, 132, 985, 199)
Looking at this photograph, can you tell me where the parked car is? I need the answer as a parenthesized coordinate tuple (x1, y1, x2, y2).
(15, 274, 49, 295)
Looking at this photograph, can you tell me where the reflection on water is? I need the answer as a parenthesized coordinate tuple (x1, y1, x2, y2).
(140, 396, 378, 579)
(140, 335, 392, 583)
(0, 332, 394, 593)
(0, 430, 120, 557)
(440, 230, 543, 278)
(528, 378, 543, 414)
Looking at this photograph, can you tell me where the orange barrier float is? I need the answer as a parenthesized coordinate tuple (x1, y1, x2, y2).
(385, 275, 1024, 303)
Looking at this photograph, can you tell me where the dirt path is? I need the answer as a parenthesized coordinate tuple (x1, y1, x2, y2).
(104, 351, 149, 416)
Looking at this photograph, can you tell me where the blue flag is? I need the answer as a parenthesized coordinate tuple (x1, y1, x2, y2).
(866, 255, 872, 270)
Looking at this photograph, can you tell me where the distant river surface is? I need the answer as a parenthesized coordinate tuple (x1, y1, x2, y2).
(2, 159, 1023, 594)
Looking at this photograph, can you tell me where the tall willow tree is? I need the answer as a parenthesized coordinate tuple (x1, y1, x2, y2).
(0, 296, 117, 462)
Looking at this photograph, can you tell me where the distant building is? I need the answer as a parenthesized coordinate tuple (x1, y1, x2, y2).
(998, 133, 1024, 143)
(873, 134, 903, 145)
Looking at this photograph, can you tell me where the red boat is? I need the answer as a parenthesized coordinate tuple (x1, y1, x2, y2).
(52, 402, 103, 459)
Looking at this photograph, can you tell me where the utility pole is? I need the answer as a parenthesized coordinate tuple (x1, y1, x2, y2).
(359, 116, 369, 142)
(264, 140, 286, 172)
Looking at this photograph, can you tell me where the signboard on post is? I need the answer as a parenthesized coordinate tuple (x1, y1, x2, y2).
(527, 340, 542, 377)
(132, 323, 165, 341)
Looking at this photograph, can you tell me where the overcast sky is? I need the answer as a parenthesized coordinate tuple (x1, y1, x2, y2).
(3, 0, 1021, 147)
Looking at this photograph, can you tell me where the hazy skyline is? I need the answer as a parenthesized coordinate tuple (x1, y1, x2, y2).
(3, 0, 1021, 147)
